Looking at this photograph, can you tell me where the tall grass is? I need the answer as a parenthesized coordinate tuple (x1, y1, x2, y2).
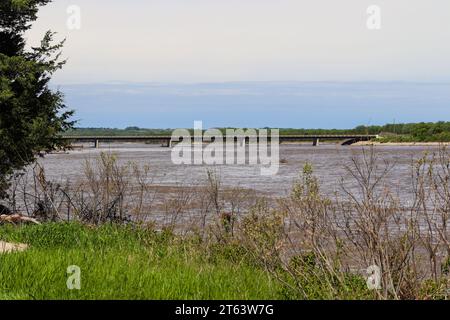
(0, 223, 282, 300)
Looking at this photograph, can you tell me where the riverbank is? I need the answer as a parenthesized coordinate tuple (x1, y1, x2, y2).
(354, 141, 450, 146)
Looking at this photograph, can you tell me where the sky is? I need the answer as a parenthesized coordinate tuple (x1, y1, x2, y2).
(24, 0, 450, 128)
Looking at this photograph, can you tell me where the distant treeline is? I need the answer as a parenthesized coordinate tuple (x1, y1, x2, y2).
(65, 127, 173, 136)
(281, 122, 450, 141)
(65, 121, 450, 142)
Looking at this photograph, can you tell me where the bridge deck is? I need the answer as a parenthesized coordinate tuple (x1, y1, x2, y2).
(62, 134, 378, 141)
(62, 134, 378, 147)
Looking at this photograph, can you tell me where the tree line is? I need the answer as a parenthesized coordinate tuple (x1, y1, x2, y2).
(67, 121, 450, 142)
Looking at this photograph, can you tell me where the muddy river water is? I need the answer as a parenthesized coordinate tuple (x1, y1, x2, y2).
(35, 143, 441, 202)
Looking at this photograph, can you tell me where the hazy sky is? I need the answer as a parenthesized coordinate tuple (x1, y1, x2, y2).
(24, 1, 450, 127)
(27, 0, 450, 84)
(62, 82, 450, 129)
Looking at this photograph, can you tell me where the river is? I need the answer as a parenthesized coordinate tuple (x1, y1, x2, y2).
(35, 143, 439, 202)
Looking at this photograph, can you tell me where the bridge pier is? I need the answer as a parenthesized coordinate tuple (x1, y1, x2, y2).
(161, 139, 171, 147)
(94, 139, 99, 149)
(313, 138, 320, 146)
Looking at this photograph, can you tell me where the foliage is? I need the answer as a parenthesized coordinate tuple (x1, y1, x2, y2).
(65, 127, 173, 137)
(0, 0, 74, 198)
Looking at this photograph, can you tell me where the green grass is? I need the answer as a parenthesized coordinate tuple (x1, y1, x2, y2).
(0, 223, 282, 300)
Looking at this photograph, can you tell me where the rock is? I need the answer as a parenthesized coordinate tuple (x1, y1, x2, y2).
(0, 241, 28, 254)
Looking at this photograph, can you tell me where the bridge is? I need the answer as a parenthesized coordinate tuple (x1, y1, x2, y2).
(62, 134, 379, 148)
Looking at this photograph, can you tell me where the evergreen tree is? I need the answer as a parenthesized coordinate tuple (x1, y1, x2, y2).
(0, 0, 74, 198)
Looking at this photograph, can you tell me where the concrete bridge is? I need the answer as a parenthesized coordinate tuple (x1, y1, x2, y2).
(62, 134, 379, 148)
